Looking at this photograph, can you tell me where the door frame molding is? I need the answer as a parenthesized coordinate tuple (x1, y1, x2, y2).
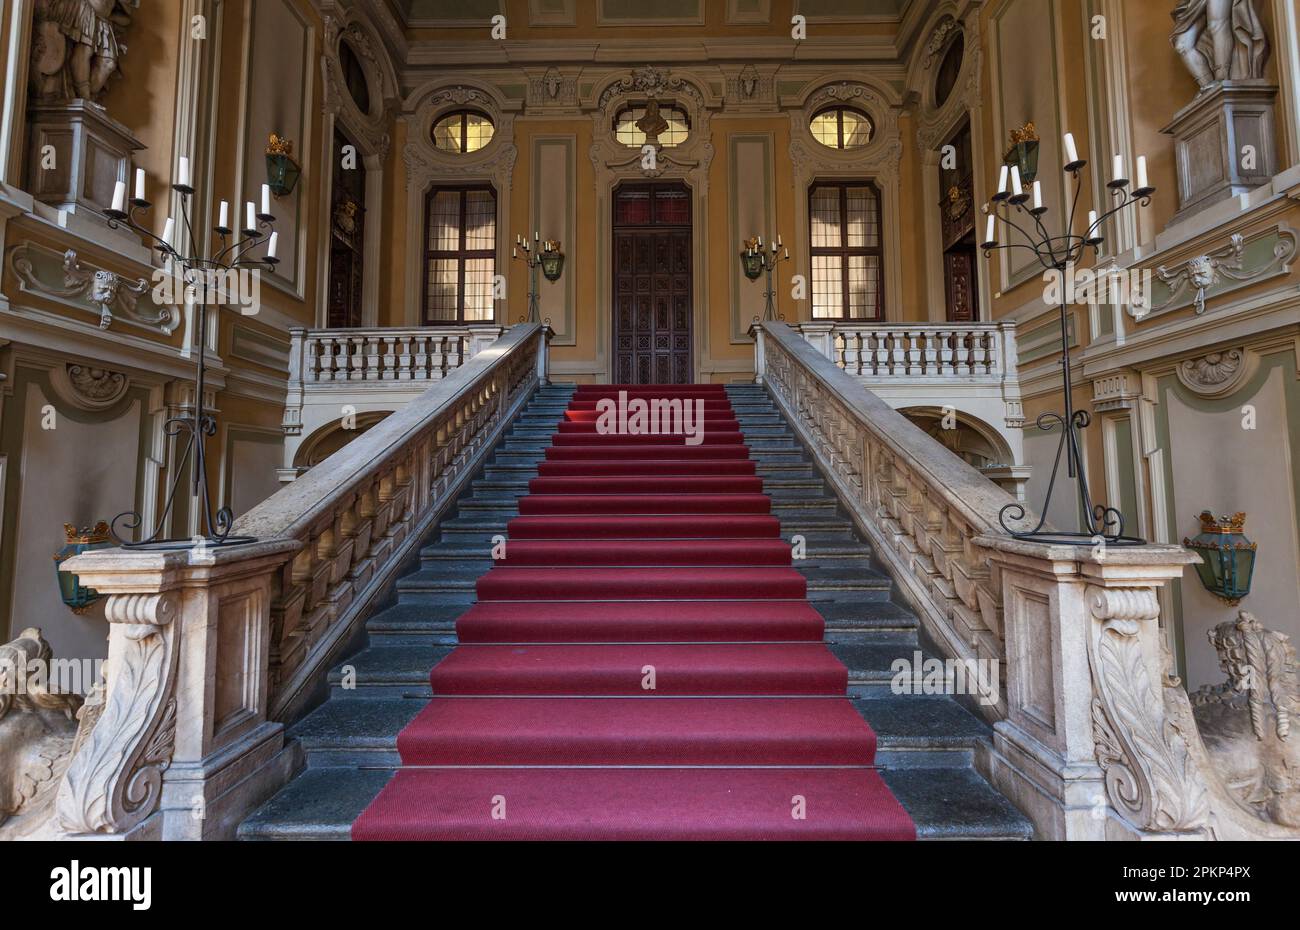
(588, 68, 716, 383)
(610, 181, 695, 384)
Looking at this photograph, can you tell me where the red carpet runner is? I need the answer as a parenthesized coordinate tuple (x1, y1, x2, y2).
(353, 384, 916, 840)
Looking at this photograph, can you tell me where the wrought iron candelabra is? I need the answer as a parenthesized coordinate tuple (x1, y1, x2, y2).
(981, 148, 1153, 546)
(741, 235, 791, 322)
(104, 171, 279, 549)
(512, 233, 564, 324)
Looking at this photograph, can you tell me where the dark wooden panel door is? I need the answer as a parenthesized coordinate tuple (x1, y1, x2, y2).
(613, 184, 692, 384)
(328, 127, 365, 328)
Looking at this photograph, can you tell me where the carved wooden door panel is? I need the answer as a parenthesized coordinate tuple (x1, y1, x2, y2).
(613, 184, 692, 384)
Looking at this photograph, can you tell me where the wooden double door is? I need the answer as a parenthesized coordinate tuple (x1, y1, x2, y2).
(612, 183, 693, 384)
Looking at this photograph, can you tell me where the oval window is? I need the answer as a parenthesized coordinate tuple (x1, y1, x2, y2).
(810, 106, 874, 150)
(432, 110, 496, 154)
(614, 102, 690, 148)
(935, 33, 966, 108)
(339, 40, 371, 115)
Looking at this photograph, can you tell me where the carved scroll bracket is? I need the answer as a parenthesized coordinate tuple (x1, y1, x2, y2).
(1085, 584, 1210, 834)
(55, 592, 180, 836)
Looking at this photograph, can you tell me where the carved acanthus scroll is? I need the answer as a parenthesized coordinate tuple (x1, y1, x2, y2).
(1086, 585, 1210, 833)
(55, 591, 180, 835)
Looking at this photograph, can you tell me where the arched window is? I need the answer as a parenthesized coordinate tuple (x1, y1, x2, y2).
(809, 106, 874, 150)
(614, 102, 690, 148)
(432, 110, 495, 154)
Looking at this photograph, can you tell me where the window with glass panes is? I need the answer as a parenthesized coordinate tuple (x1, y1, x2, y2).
(808, 180, 884, 320)
(808, 107, 874, 150)
(424, 185, 496, 323)
(431, 111, 495, 153)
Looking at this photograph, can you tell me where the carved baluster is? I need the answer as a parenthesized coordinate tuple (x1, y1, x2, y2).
(304, 335, 321, 383)
(390, 335, 406, 381)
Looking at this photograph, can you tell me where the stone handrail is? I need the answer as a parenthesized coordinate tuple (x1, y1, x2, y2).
(754, 321, 1294, 841)
(755, 321, 1016, 674)
(56, 323, 549, 838)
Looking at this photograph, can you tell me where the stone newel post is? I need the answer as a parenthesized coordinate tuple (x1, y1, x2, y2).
(56, 539, 300, 840)
(977, 536, 1204, 840)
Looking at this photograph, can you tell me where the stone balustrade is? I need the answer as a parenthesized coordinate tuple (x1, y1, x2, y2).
(784, 320, 1027, 494)
(280, 323, 506, 479)
(55, 323, 549, 839)
(755, 321, 1296, 840)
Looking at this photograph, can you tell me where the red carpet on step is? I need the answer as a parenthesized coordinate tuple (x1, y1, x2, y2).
(353, 385, 915, 841)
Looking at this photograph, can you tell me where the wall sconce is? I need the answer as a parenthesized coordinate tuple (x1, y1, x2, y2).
(265, 133, 302, 197)
(540, 239, 566, 282)
(740, 237, 764, 280)
(1183, 511, 1257, 605)
(53, 522, 113, 614)
(1004, 122, 1040, 185)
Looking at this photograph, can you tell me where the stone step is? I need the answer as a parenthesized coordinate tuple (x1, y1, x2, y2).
(237, 761, 1032, 841)
(417, 539, 864, 563)
(283, 684, 982, 767)
(327, 625, 925, 700)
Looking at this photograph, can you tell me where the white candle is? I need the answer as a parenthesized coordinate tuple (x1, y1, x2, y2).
(1032, 181, 1043, 211)
(246, 201, 257, 231)
(784, 247, 789, 259)
(218, 200, 229, 229)
(1063, 133, 1079, 166)
(111, 181, 126, 212)
(777, 234, 783, 248)
(997, 164, 1009, 194)
(513, 246, 518, 258)
(1112, 154, 1125, 182)
(177, 156, 191, 188)
(1010, 165, 1022, 197)
(267, 231, 279, 259)
(534, 230, 539, 242)
(984, 213, 996, 244)
(162, 217, 175, 246)
(134, 168, 146, 201)
(261, 184, 271, 216)
(1087, 210, 1099, 236)
(1135, 155, 1149, 190)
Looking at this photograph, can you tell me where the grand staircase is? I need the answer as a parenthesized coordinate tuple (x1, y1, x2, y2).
(239, 382, 1032, 840)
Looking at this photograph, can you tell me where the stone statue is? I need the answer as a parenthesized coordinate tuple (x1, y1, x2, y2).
(1170, 0, 1270, 90)
(1190, 611, 1300, 826)
(29, 0, 134, 103)
(0, 628, 84, 838)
